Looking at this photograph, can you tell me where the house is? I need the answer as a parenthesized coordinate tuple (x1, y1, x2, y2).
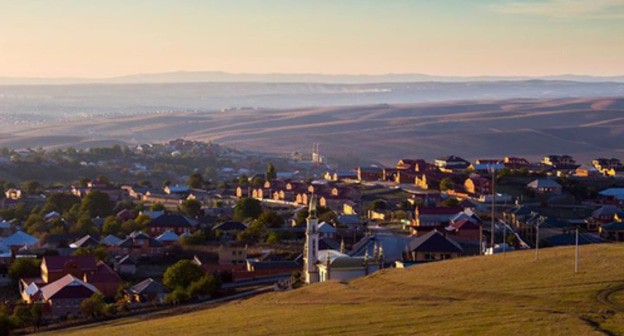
(101, 234, 122, 247)
(125, 278, 169, 304)
(218, 243, 247, 266)
(0, 220, 12, 236)
(350, 235, 411, 263)
(336, 214, 361, 230)
(592, 205, 624, 223)
(342, 201, 359, 215)
(155, 230, 180, 245)
(470, 163, 505, 173)
(503, 157, 530, 169)
(405, 230, 463, 262)
(542, 155, 578, 169)
(316, 250, 380, 283)
(445, 219, 482, 244)
(245, 259, 300, 277)
(600, 222, 624, 242)
(4, 188, 22, 200)
(164, 184, 190, 195)
(599, 188, 624, 202)
(414, 171, 449, 190)
(606, 167, 624, 178)
(114, 231, 164, 259)
(434, 155, 470, 170)
(41, 255, 98, 283)
(69, 235, 100, 249)
(116, 209, 135, 222)
(527, 179, 562, 195)
(146, 214, 197, 236)
(317, 222, 337, 239)
(39, 274, 99, 317)
(212, 221, 248, 238)
(464, 176, 492, 195)
(575, 165, 601, 177)
(411, 207, 463, 235)
(114, 255, 137, 275)
(2, 231, 39, 251)
(357, 167, 383, 182)
(0, 243, 12, 265)
(592, 158, 622, 174)
(324, 171, 357, 182)
(83, 262, 123, 297)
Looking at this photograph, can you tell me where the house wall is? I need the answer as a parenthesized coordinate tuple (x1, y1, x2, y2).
(412, 251, 460, 261)
(48, 298, 84, 317)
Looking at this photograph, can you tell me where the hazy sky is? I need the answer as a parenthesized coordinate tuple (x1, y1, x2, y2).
(1, 0, 623, 78)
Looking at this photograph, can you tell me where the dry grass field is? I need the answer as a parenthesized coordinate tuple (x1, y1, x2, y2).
(41, 244, 624, 336)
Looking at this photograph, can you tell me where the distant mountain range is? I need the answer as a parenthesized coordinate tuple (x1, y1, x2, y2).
(1, 71, 624, 85)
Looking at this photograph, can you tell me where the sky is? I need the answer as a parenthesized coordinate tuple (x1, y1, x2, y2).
(0, 0, 623, 78)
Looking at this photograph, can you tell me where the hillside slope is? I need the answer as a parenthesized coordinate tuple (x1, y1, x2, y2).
(3, 98, 624, 165)
(42, 244, 624, 336)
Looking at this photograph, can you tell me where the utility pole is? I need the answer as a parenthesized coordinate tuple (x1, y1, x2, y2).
(490, 166, 496, 250)
(479, 221, 484, 255)
(534, 216, 542, 260)
(575, 226, 579, 273)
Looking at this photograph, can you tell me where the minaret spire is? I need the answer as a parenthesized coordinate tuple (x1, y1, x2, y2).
(303, 194, 319, 284)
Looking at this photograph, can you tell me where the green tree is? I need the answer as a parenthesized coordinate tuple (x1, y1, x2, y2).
(74, 245, 109, 261)
(442, 198, 460, 207)
(102, 216, 122, 236)
(162, 260, 204, 290)
(180, 230, 206, 246)
(11, 305, 32, 328)
(265, 163, 277, 180)
(251, 176, 264, 187)
(238, 175, 249, 186)
(164, 288, 190, 305)
(150, 203, 166, 211)
(42, 193, 81, 214)
(8, 258, 41, 281)
(188, 274, 221, 297)
(186, 173, 205, 189)
(180, 199, 202, 218)
(80, 191, 112, 218)
(23, 214, 46, 237)
(237, 221, 268, 244)
(21, 180, 44, 195)
(0, 312, 15, 336)
(30, 303, 44, 331)
(266, 232, 281, 245)
(233, 198, 262, 221)
(369, 199, 388, 211)
(256, 210, 284, 228)
(71, 214, 98, 235)
(439, 177, 455, 191)
(80, 293, 105, 319)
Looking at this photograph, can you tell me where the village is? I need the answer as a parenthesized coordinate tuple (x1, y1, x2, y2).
(0, 140, 624, 333)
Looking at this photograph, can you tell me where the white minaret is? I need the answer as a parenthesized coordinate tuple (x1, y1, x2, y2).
(304, 194, 319, 284)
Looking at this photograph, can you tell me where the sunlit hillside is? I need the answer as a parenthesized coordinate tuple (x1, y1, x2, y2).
(42, 244, 624, 336)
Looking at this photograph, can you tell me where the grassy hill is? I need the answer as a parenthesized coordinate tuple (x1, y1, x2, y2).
(41, 244, 624, 336)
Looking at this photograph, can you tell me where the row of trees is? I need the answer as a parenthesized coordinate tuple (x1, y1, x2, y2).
(0, 303, 45, 335)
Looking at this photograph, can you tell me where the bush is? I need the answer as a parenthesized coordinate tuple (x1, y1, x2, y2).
(163, 260, 204, 290)
(80, 293, 105, 319)
(9, 258, 40, 281)
(188, 274, 221, 297)
(165, 288, 190, 305)
(180, 230, 206, 246)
